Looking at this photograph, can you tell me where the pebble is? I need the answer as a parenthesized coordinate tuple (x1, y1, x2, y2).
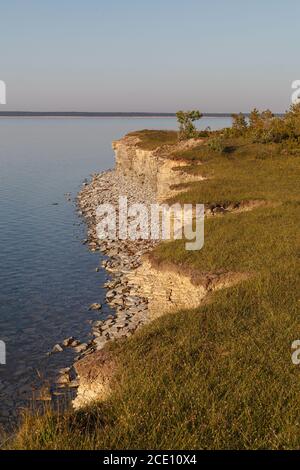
(89, 303, 102, 311)
(68, 379, 80, 388)
(62, 337, 75, 347)
(56, 374, 70, 385)
(73, 343, 88, 353)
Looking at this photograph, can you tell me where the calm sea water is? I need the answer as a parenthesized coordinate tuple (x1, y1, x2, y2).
(0, 116, 231, 425)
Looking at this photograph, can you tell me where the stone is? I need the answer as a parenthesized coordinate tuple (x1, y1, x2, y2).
(68, 379, 80, 388)
(73, 343, 88, 353)
(89, 303, 102, 311)
(213, 206, 226, 214)
(106, 290, 115, 299)
(52, 344, 63, 353)
(56, 374, 70, 385)
(94, 337, 107, 350)
(62, 337, 74, 347)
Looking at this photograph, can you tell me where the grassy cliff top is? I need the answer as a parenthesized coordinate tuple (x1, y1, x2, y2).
(127, 129, 178, 150)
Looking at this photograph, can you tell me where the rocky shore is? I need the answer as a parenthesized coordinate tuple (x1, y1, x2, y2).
(73, 170, 159, 361)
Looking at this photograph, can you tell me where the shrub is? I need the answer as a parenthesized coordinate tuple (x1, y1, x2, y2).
(249, 108, 261, 128)
(197, 126, 211, 138)
(231, 113, 248, 136)
(176, 110, 203, 140)
(207, 136, 226, 153)
(248, 106, 300, 145)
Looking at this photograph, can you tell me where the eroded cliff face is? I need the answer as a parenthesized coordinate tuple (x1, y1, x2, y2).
(73, 350, 114, 409)
(112, 135, 204, 202)
(111, 134, 249, 319)
(127, 259, 249, 320)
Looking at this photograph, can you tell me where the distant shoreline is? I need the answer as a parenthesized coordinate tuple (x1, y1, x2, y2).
(0, 111, 232, 118)
(0, 111, 284, 118)
(0, 111, 285, 120)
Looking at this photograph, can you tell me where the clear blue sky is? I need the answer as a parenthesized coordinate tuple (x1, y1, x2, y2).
(1, 0, 299, 112)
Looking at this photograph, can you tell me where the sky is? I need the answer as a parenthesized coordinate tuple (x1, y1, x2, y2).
(0, 0, 299, 113)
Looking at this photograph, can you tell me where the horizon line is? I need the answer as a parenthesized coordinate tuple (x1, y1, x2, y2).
(0, 111, 285, 118)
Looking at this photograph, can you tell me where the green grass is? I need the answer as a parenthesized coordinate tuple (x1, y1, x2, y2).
(128, 129, 178, 150)
(9, 135, 300, 450)
(168, 138, 300, 204)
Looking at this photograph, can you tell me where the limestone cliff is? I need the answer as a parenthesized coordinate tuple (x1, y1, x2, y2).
(112, 135, 204, 202)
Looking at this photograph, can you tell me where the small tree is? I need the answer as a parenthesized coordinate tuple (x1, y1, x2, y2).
(249, 108, 261, 128)
(261, 109, 274, 121)
(176, 110, 202, 140)
(231, 113, 248, 135)
(248, 109, 276, 143)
